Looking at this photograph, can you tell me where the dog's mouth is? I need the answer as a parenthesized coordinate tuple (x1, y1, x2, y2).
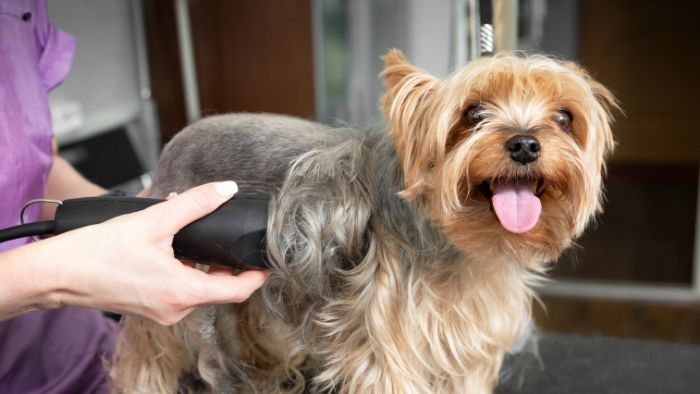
(478, 178, 545, 234)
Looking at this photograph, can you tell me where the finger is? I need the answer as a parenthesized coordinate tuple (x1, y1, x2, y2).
(207, 266, 234, 276)
(136, 187, 152, 198)
(193, 269, 269, 304)
(153, 308, 194, 326)
(141, 181, 238, 234)
(180, 259, 196, 268)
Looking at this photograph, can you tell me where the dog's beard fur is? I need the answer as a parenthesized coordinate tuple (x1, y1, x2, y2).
(110, 50, 616, 394)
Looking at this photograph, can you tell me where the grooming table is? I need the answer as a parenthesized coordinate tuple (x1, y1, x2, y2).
(495, 333, 700, 394)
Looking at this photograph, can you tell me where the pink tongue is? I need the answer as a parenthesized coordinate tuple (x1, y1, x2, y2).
(491, 181, 542, 233)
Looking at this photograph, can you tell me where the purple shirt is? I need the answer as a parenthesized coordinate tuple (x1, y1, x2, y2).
(0, 1, 118, 393)
(0, 0, 70, 252)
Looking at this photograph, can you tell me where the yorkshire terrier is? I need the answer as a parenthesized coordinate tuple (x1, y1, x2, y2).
(110, 49, 616, 393)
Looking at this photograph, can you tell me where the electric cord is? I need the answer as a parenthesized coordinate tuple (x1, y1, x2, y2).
(0, 221, 56, 243)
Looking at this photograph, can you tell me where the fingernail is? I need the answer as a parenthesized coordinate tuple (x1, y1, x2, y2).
(168, 192, 178, 198)
(215, 181, 238, 196)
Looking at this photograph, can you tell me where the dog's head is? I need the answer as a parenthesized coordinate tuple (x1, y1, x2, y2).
(381, 49, 617, 264)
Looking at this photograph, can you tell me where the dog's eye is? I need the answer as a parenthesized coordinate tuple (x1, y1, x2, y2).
(463, 104, 486, 128)
(553, 109, 573, 132)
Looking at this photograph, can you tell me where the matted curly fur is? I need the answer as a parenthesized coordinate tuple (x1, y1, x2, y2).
(110, 49, 617, 393)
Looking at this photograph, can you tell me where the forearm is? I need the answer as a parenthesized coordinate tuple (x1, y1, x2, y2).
(0, 182, 267, 325)
(0, 241, 60, 321)
(45, 154, 106, 200)
(1, 144, 108, 319)
(42, 155, 106, 219)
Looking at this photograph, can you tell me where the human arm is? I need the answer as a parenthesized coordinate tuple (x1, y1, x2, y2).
(40, 138, 106, 219)
(0, 181, 268, 324)
(44, 152, 106, 199)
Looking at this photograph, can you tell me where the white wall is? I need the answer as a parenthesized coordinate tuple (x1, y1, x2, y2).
(407, 0, 452, 78)
(47, 0, 141, 144)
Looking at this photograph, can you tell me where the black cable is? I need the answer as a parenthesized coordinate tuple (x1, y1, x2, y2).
(478, 0, 495, 56)
(0, 221, 55, 243)
(478, 0, 493, 25)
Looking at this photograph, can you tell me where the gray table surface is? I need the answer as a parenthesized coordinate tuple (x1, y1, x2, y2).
(496, 333, 700, 394)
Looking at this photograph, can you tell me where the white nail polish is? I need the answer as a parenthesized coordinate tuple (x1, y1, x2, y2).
(215, 181, 238, 196)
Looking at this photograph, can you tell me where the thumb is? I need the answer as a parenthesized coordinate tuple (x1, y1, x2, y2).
(142, 181, 238, 234)
(191, 269, 270, 304)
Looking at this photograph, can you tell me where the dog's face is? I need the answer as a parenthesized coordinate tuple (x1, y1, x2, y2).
(381, 50, 617, 264)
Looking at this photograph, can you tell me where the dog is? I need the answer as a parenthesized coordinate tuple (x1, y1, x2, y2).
(110, 49, 617, 393)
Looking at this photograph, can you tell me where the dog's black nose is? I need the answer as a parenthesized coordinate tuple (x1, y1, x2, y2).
(505, 135, 540, 164)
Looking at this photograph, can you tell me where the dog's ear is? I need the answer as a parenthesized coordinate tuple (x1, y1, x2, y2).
(564, 62, 620, 116)
(564, 61, 621, 216)
(380, 49, 440, 198)
(381, 49, 415, 92)
(380, 49, 437, 116)
(589, 78, 619, 159)
(563, 61, 619, 157)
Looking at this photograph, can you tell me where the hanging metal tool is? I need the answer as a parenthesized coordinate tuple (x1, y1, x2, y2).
(478, 0, 494, 56)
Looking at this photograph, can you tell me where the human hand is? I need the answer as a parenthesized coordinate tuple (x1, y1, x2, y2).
(136, 186, 152, 198)
(29, 181, 268, 325)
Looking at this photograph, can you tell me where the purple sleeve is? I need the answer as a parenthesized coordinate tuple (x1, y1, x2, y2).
(34, 0, 76, 91)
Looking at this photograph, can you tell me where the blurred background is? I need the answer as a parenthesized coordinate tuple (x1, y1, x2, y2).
(48, 0, 699, 344)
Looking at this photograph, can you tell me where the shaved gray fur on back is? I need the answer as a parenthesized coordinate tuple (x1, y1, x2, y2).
(151, 113, 336, 198)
